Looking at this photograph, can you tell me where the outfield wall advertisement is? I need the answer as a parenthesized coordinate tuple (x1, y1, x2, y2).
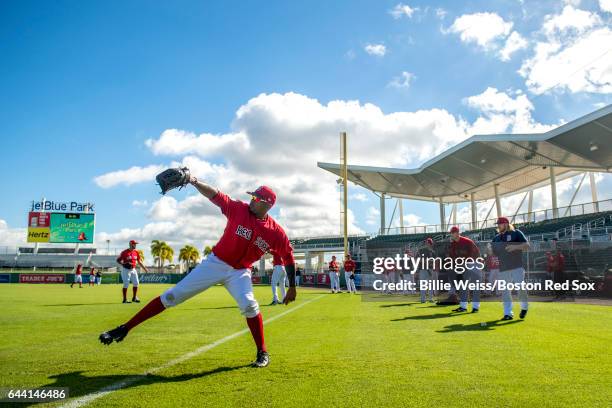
(27, 211, 95, 244)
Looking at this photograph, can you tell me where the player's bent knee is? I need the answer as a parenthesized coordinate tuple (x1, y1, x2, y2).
(160, 290, 179, 308)
(242, 300, 260, 318)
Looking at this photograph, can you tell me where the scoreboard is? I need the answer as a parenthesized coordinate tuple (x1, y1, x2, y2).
(27, 212, 95, 244)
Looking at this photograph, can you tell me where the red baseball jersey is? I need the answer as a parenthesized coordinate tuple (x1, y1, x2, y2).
(344, 259, 356, 272)
(329, 260, 339, 272)
(117, 249, 141, 268)
(210, 191, 294, 269)
(449, 236, 480, 259)
(75, 264, 82, 275)
(89, 268, 95, 276)
(271, 251, 283, 266)
(486, 256, 500, 270)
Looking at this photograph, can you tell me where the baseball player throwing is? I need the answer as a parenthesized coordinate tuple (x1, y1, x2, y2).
(99, 178, 297, 368)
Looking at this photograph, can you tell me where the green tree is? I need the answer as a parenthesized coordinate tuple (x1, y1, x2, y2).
(179, 245, 201, 270)
(151, 240, 174, 271)
(203, 246, 213, 257)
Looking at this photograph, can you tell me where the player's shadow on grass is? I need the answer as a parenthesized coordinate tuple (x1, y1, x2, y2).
(26, 366, 251, 406)
(391, 312, 463, 321)
(436, 319, 523, 333)
(380, 302, 419, 308)
(42, 303, 119, 307)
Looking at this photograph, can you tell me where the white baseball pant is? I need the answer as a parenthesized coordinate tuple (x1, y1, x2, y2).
(499, 267, 528, 316)
(344, 272, 356, 293)
(271, 265, 287, 302)
(419, 269, 434, 302)
(121, 267, 139, 288)
(459, 267, 482, 310)
(329, 272, 340, 292)
(160, 253, 259, 318)
(74, 274, 83, 283)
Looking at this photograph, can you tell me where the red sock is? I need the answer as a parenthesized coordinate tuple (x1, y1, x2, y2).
(122, 288, 127, 301)
(125, 296, 166, 331)
(132, 286, 138, 299)
(246, 313, 266, 352)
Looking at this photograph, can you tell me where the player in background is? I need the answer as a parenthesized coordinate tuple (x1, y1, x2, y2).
(70, 263, 83, 288)
(547, 240, 566, 300)
(449, 226, 482, 313)
(491, 217, 530, 320)
(95, 269, 102, 285)
(100, 181, 297, 368)
(270, 250, 287, 305)
(485, 245, 500, 296)
(89, 267, 96, 287)
(295, 267, 301, 287)
(329, 255, 340, 293)
(116, 240, 149, 303)
(418, 238, 436, 303)
(344, 254, 357, 294)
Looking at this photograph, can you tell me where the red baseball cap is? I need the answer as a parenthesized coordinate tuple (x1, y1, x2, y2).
(449, 226, 460, 233)
(129, 240, 138, 245)
(425, 238, 434, 245)
(247, 186, 276, 206)
(496, 217, 510, 225)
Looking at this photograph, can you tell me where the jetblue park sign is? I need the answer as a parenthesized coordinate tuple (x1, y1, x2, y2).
(30, 200, 95, 213)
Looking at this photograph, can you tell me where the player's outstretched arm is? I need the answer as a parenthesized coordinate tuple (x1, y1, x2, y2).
(189, 176, 218, 200)
(283, 263, 297, 305)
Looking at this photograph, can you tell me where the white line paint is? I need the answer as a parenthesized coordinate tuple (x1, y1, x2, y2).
(59, 294, 325, 408)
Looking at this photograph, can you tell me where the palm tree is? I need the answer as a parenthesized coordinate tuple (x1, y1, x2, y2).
(203, 246, 213, 257)
(151, 240, 164, 270)
(137, 249, 145, 270)
(179, 245, 201, 271)
(151, 240, 174, 271)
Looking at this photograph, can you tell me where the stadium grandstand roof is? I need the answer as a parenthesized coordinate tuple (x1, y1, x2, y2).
(318, 104, 612, 203)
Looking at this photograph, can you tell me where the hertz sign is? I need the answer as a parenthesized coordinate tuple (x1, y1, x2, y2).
(27, 201, 95, 244)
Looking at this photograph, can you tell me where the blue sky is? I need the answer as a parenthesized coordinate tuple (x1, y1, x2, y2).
(1, 0, 611, 252)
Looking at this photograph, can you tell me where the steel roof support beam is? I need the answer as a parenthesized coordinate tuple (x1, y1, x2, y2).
(550, 167, 559, 219)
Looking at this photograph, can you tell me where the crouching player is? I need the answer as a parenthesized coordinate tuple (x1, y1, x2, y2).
(99, 180, 297, 368)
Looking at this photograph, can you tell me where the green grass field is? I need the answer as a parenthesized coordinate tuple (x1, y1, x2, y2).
(0, 284, 610, 407)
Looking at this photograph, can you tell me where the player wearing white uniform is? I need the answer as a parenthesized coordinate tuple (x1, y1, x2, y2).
(116, 240, 149, 303)
(418, 238, 436, 303)
(343, 254, 357, 294)
(270, 251, 287, 305)
(329, 256, 340, 293)
(100, 178, 297, 368)
(70, 264, 83, 288)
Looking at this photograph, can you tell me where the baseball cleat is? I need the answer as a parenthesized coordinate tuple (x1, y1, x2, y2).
(471, 308, 479, 313)
(269, 300, 278, 305)
(452, 307, 467, 312)
(502, 315, 513, 321)
(122, 299, 131, 304)
(132, 298, 141, 303)
(99, 325, 128, 345)
(519, 309, 528, 319)
(252, 350, 270, 368)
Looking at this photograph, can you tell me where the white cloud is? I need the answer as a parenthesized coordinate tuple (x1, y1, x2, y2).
(350, 193, 368, 202)
(519, 6, 612, 94)
(0, 220, 25, 250)
(390, 3, 417, 19)
(448, 12, 513, 50)
(132, 200, 148, 207)
(435, 8, 447, 20)
(388, 71, 415, 89)
(601, 0, 612, 13)
(145, 129, 250, 157)
(366, 207, 380, 226)
(499, 31, 528, 61)
(91, 89, 555, 243)
(465, 87, 557, 134)
(364, 43, 387, 56)
(93, 164, 166, 188)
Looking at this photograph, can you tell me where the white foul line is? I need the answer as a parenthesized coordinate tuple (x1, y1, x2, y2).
(60, 294, 325, 408)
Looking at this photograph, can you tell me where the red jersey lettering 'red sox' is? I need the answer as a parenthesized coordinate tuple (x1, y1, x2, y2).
(117, 249, 141, 268)
(211, 191, 294, 269)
